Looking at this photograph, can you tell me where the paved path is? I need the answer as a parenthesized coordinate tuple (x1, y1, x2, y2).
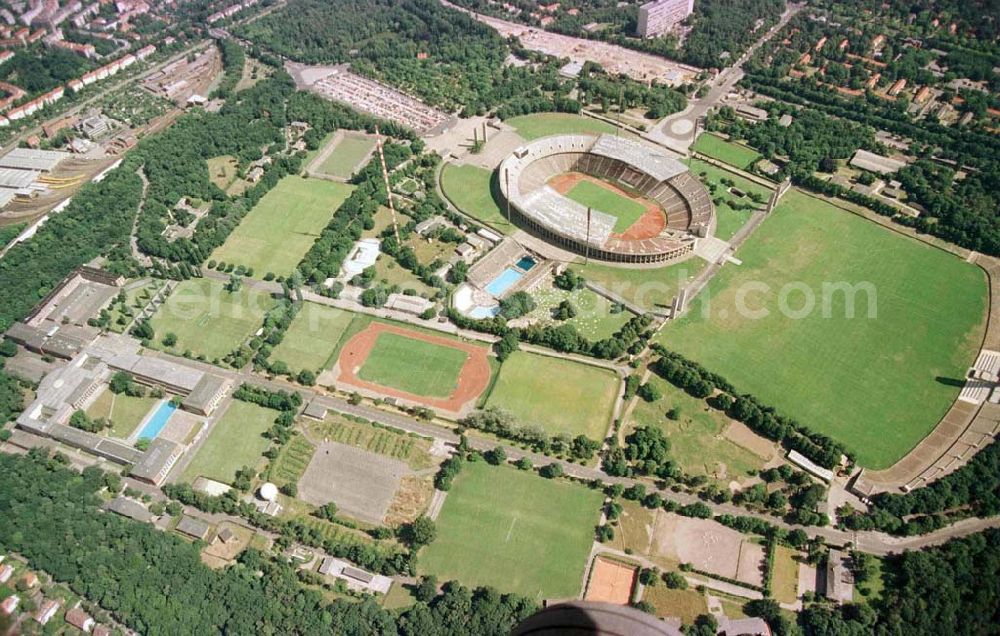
(644, 2, 803, 153)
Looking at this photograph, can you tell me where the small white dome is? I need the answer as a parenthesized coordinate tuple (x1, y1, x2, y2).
(259, 482, 279, 502)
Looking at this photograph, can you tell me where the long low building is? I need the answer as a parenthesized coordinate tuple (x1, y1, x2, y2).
(0, 147, 69, 172)
(103, 352, 231, 415)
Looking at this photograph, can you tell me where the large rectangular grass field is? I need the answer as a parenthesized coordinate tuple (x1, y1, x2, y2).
(149, 278, 276, 361)
(564, 180, 646, 232)
(270, 303, 358, 372)
(318, 135, 375, 179)
(692, 133, 761, 170)
(485, 351, 619, 440)
(180, 401, 274, 484)
(660, 188, 987, 468)
(211, 176, 354, 277)
(419, 461, 603, 600)
(358, 332, 468, 398)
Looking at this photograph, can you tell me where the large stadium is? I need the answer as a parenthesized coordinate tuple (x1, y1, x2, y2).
(497, 134, 714, 264)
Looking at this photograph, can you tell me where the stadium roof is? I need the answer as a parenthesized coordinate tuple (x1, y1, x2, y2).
(520, 187, 614, 246)
(590, 134, 687, 182)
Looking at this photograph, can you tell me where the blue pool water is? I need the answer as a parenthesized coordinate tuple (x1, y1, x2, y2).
(469, 305, 501, 319)
(485, 267, 524, 297)
(515, 256, 537, 271)
(138, 401, 176, 440)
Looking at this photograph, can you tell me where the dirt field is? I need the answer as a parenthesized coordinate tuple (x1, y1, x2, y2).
(584, 557, 637, 605)
(335, 322, 492, 414)
(547, 172, 665, 240)
(297, 441, 409, 524)
(653, 515, 765, 588)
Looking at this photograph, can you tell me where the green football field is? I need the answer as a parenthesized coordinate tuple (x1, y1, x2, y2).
(270, 303, 359, 373)
(660, 188, 987, 468)
(358, 332, 469, 398)
(211, 176, 354, 277)
(440, 163, 515, 234)
(564, 180, 647, 232)
(149, 278, 276, 362)
(419, 461, 603, 600)
(485, 351, 619, 440)
(318, 135, 375, 179)
(180, 401, 274, 484)
(506, 112, 621, 140)
(692, 133, 761, 170)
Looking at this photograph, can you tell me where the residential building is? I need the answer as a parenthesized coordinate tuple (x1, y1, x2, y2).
(636, 0, 693, 38)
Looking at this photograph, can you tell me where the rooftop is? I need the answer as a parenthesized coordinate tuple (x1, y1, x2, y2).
(105, 497, 153, 523)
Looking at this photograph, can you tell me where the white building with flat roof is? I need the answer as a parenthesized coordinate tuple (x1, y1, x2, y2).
(637, 0, 694, 38)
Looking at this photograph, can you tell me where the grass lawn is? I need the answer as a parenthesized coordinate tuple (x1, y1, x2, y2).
(181, 401, 274, 484)
(692, 133, 761, 170)
(525, 282, 633, 340)
(270, 303, 358, 372)
(211, 176, 355, 277)
(574, 259, 706, 312)
(687, 158, 772, 241)
(627, 374, 767, 485)
(372, 255, 437, 297)
(206, 155, 239, 189)
(855, 555, 884, 604)
(506, 112, 620, 140)
(87, 391, 159, 439)
(419, 462, 603, 600)
(660, 189, 987, 468)
(318, 135, 375, 179)
(771, 545, 800, 604)
(440, 163, 514, 234)
(643, 586, 708, 624)
(358, 332, 468, 398)
(485, 351, 619, 440)
(564, 180, 647, 232)
(149, 278, 276, 362)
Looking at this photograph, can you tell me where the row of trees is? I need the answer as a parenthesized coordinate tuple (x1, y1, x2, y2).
(0, 451, 538, 635)
(461, 407, 601, 462)
(210, 38, 247, 100)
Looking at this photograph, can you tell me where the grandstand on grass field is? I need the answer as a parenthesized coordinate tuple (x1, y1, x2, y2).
(497, 134, 713, 264)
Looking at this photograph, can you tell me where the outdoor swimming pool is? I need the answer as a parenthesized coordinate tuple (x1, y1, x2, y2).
(485, 267, 524, 297)
(469, 305, 501, 319)
(515, 255, 537, 271)
(137, 401, 176, 440)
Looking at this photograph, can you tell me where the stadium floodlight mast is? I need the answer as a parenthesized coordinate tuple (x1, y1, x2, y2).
(374, 125, 401, 245)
